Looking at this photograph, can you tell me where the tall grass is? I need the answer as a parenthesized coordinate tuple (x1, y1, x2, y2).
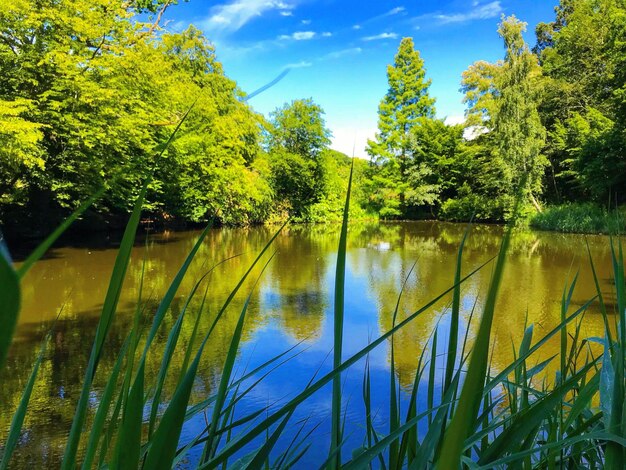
(530, 202, 625, 234)
(2, 158, 626, 469)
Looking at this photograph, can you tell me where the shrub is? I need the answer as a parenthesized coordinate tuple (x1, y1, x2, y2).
(530, 203, 625, 234)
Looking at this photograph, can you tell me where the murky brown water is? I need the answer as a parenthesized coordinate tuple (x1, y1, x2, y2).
(1, 221, 617, 467)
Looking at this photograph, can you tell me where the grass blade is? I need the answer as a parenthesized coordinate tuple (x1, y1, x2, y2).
(203, 253, 276, 461)
(111, 362, 145, 470)
(142, 350, 202, 470)
(61, 178, 148, 469)
(329, 160, 353, 469)
(81, 337, 131, 470)
(435, 221, 512, 469)
(444, 227, 469, 394)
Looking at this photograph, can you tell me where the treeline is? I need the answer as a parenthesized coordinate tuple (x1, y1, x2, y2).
(365, 0, 626, 223)
(0, 0, 365, 238)
(1, 0, 625, 237)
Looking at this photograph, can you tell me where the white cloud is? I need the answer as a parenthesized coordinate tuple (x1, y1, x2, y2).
(301, 19, 311, 24)
(386, 6, 405, 16)
(284, 60, 313, 69)
(167, 20, 189, 32)
(323, 47, 362, 60)
(362, 32, 398, 41)
(322, 31, 332, 37)
(201, 0, 295, 34)
(435, 1, 502, 24)
(211, 39, 269, 58)
(352, 6, 405, 31)
(280, 10, 293, 16)
(278, 30, 316, 40)
(464, 125, 489, 140)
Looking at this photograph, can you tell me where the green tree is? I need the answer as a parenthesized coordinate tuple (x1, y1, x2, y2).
(462, 16, 546, 216)
(0, 0, 270, 231)
(267, 99, 331, 218)
(268, 98, 331, 160)
(366, 37, 444, 217)
(536, 0, 626, 204)
(495, 16, 547, 211)
(404, 120, 466, 213)
(367, 37, 436, 167)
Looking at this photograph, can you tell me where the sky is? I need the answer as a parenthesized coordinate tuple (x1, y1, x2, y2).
(163, 0, 559, 157)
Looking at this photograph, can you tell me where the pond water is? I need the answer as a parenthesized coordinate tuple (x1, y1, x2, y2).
(1, 221, 617, 467)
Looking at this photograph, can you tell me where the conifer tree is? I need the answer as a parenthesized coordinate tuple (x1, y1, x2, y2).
(367, 37, 436, 170)
(365, 37, 439, 218)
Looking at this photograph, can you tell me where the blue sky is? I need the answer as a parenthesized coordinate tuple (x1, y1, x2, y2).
(165, 0, 558, 157)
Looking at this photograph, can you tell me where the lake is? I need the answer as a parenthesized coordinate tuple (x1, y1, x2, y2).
(2, 221, 616, 467)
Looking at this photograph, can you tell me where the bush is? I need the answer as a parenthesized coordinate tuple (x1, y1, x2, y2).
(530, 203, 625, 234)
(439, 190, 508, 222)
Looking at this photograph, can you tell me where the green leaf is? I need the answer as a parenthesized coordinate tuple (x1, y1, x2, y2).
(61, 177, 148, 470)
(142, 352, 201, 470)
(436, 217, 512, 469)
(111, 362, 145, 470)
(329, 159, 353, 469)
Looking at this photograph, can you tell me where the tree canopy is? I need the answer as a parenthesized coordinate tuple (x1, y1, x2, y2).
(1, 0, 625, 236)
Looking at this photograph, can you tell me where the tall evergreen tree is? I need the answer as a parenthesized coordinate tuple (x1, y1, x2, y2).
(367, 37, 436, 170)
(365, 37, 443, 217)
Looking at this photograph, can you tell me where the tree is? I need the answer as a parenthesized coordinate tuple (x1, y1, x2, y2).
(268, 98, 331, 160)
(267, 99, 332, 218)
(495, 16, 547, 211)
(367, 37, 436, 168)
(536, 0, 626, 204)
(0, 0, 271, 232)
(406, 120, 467, 206)
(461, 16, 546, 215)
(366, 37, 447, 217)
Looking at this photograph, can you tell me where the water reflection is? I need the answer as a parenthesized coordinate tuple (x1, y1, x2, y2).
(1, 222, 616, 467)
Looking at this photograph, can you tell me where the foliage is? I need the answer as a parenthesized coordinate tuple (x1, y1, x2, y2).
(536, 0, 626, 205)
(0, 0, 268, 231)
(267, 99, 333, 218)
(439, 184, 508, 222)
(530, 203, 626, 234)
(365, 37, 464, 218)
(268, 98, 331, 160)
(462, 15, 547, 214)
(494, 16, 547, 206)
(2, 0, 626, 234)
(367, 37, 436, 165)
(306, 151, 370, 223)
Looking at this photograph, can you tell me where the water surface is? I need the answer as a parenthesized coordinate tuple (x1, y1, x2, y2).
(1, 221, 616, 467)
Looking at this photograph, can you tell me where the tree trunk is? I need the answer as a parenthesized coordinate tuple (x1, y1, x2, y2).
(530, 193, 542, 213)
